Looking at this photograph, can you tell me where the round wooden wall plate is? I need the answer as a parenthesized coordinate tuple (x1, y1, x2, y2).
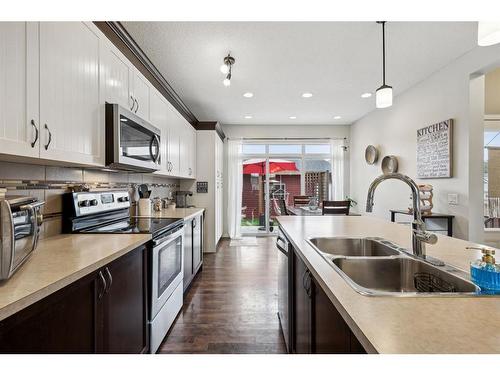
(381, 155, 399, 174)
(365, 145, 379, 165)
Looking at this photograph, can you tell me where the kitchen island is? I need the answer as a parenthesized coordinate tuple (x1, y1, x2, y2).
(277, 215, 500, 354)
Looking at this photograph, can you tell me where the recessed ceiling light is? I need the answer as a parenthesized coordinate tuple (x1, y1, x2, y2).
(244, 115, 253, 119)
(361, 92, 372, 98)
(289, 116, 297, 120)
(302, 92, 313, 98)
(334, 116, 342, 120)
(243, 92, 253, 98)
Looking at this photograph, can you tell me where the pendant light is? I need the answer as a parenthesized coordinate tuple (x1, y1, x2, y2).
(478, 22, 500, 46)
(376, 21, 393, 109)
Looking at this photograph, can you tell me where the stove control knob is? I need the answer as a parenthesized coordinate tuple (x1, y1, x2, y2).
(90, 199, 98, 206)
(118, 196, 129, 202)
(79, 200, 90, 207)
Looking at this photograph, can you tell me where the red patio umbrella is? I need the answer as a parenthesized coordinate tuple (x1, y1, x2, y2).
(243, 159, 299, 175)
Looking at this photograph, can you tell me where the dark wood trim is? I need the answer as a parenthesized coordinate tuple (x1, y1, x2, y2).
(197, 121, 226, 141)
(94, 21, 198, 129)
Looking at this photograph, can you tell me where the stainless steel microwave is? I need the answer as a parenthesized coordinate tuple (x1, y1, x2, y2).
(105, 103, 161, 172)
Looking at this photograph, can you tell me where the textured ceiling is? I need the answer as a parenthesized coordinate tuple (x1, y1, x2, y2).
(122, 21, 477, 125)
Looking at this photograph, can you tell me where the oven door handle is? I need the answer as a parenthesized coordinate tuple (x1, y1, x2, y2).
(153, 228, 183, 247)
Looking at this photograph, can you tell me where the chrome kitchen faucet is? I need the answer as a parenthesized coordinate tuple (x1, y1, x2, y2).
(366, 173, 441, 264)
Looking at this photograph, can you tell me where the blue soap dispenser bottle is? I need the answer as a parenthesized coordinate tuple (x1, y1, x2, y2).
(467, 246, 500, 294)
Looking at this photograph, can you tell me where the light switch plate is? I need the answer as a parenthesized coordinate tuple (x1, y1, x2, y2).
(448, 193, 458, 205)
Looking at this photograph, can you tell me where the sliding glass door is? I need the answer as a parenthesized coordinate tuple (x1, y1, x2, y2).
(240, 141, 334, 236)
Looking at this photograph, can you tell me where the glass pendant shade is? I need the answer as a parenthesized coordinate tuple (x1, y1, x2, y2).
(478, 22, 500, 46)
(220, 64, 229, 74)
(223, 78, 231, 87)
(376, 85, 393, 108)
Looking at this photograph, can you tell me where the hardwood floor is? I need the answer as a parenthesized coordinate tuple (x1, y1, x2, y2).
(157, 237, 287, 354)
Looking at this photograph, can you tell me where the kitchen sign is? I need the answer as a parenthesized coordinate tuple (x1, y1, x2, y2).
(416, 119, 453, 178)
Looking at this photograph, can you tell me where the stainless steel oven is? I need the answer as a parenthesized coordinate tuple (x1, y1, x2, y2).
(105, 103, 161, 172)
(0, 196, 44, 280)
(149, 224, 184, 353)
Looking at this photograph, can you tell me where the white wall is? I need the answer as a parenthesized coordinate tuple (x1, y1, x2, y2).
(350, 44, 500, 242)
(221, 124, 351, 236)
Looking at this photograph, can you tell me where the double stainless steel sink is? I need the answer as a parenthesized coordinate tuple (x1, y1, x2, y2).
(307, 237, 480, 296)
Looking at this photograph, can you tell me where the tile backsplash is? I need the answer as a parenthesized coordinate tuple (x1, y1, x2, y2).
(0, 161, 180, 239)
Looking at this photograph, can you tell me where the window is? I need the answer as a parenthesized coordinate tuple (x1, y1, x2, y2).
(268, 144, 302, 154)
(305, 144, 331, 154)
(242, 144, 266, 154)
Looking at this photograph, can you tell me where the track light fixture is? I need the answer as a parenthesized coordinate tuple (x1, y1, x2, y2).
(375, 21, 393, 109)
(220, 53, 235, 87)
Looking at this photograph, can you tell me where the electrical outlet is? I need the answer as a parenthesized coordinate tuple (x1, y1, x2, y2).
(448, 193, 458, 205)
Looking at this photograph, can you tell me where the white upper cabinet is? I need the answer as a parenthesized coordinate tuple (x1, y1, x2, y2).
(178, 114, 196, 179)
(100, 41, 132, 109)
(179, 121, 189, 177)
(0, 21, 195, 173)
(166, 102, 181, 177)
(149, 88, 169, 174)
(190, 128, 197, 178)
(151, 94, 196, 179)
(130, 69, 150, 120)
(39, 22, 103, 166)
(0, 22, 39, 158)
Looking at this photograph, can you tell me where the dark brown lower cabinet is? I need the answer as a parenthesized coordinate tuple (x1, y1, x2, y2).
(0, 271, 98, 353)
(183, 213, 204, 292)
(99, 245, 148, 353)
(293, 251, 313, 353)
(292, 246, 366, 354)
(0, 245, 148, 354)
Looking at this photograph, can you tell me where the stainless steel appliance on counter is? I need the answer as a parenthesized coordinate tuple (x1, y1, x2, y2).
(105, 103, 161, 172)
(0, 196, 44, 280)
(63, 190, 184, 353)
(175, 191, 193, 208)
(277, 228, 292, 353)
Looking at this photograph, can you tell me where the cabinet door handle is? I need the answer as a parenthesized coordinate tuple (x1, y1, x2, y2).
(98, 271, 107, 300)
(130, 95, 135, 111)
(105, 267, 113, 293)
(30, 119, 39, 148)
(193, 218, 196, 228)
(306, 271, 313, 298)
(134, 98, 139, 113)
(302, 270, 312, 298)
(44, 124, 52, 150)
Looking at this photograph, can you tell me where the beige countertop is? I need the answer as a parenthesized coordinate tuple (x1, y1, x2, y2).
(137, 207, 205, 221)
(0, 233, 151, 322)
(276, 215, 500, 354)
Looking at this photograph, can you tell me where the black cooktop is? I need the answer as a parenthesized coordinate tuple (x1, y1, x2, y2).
(81, 216, 183, 236)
